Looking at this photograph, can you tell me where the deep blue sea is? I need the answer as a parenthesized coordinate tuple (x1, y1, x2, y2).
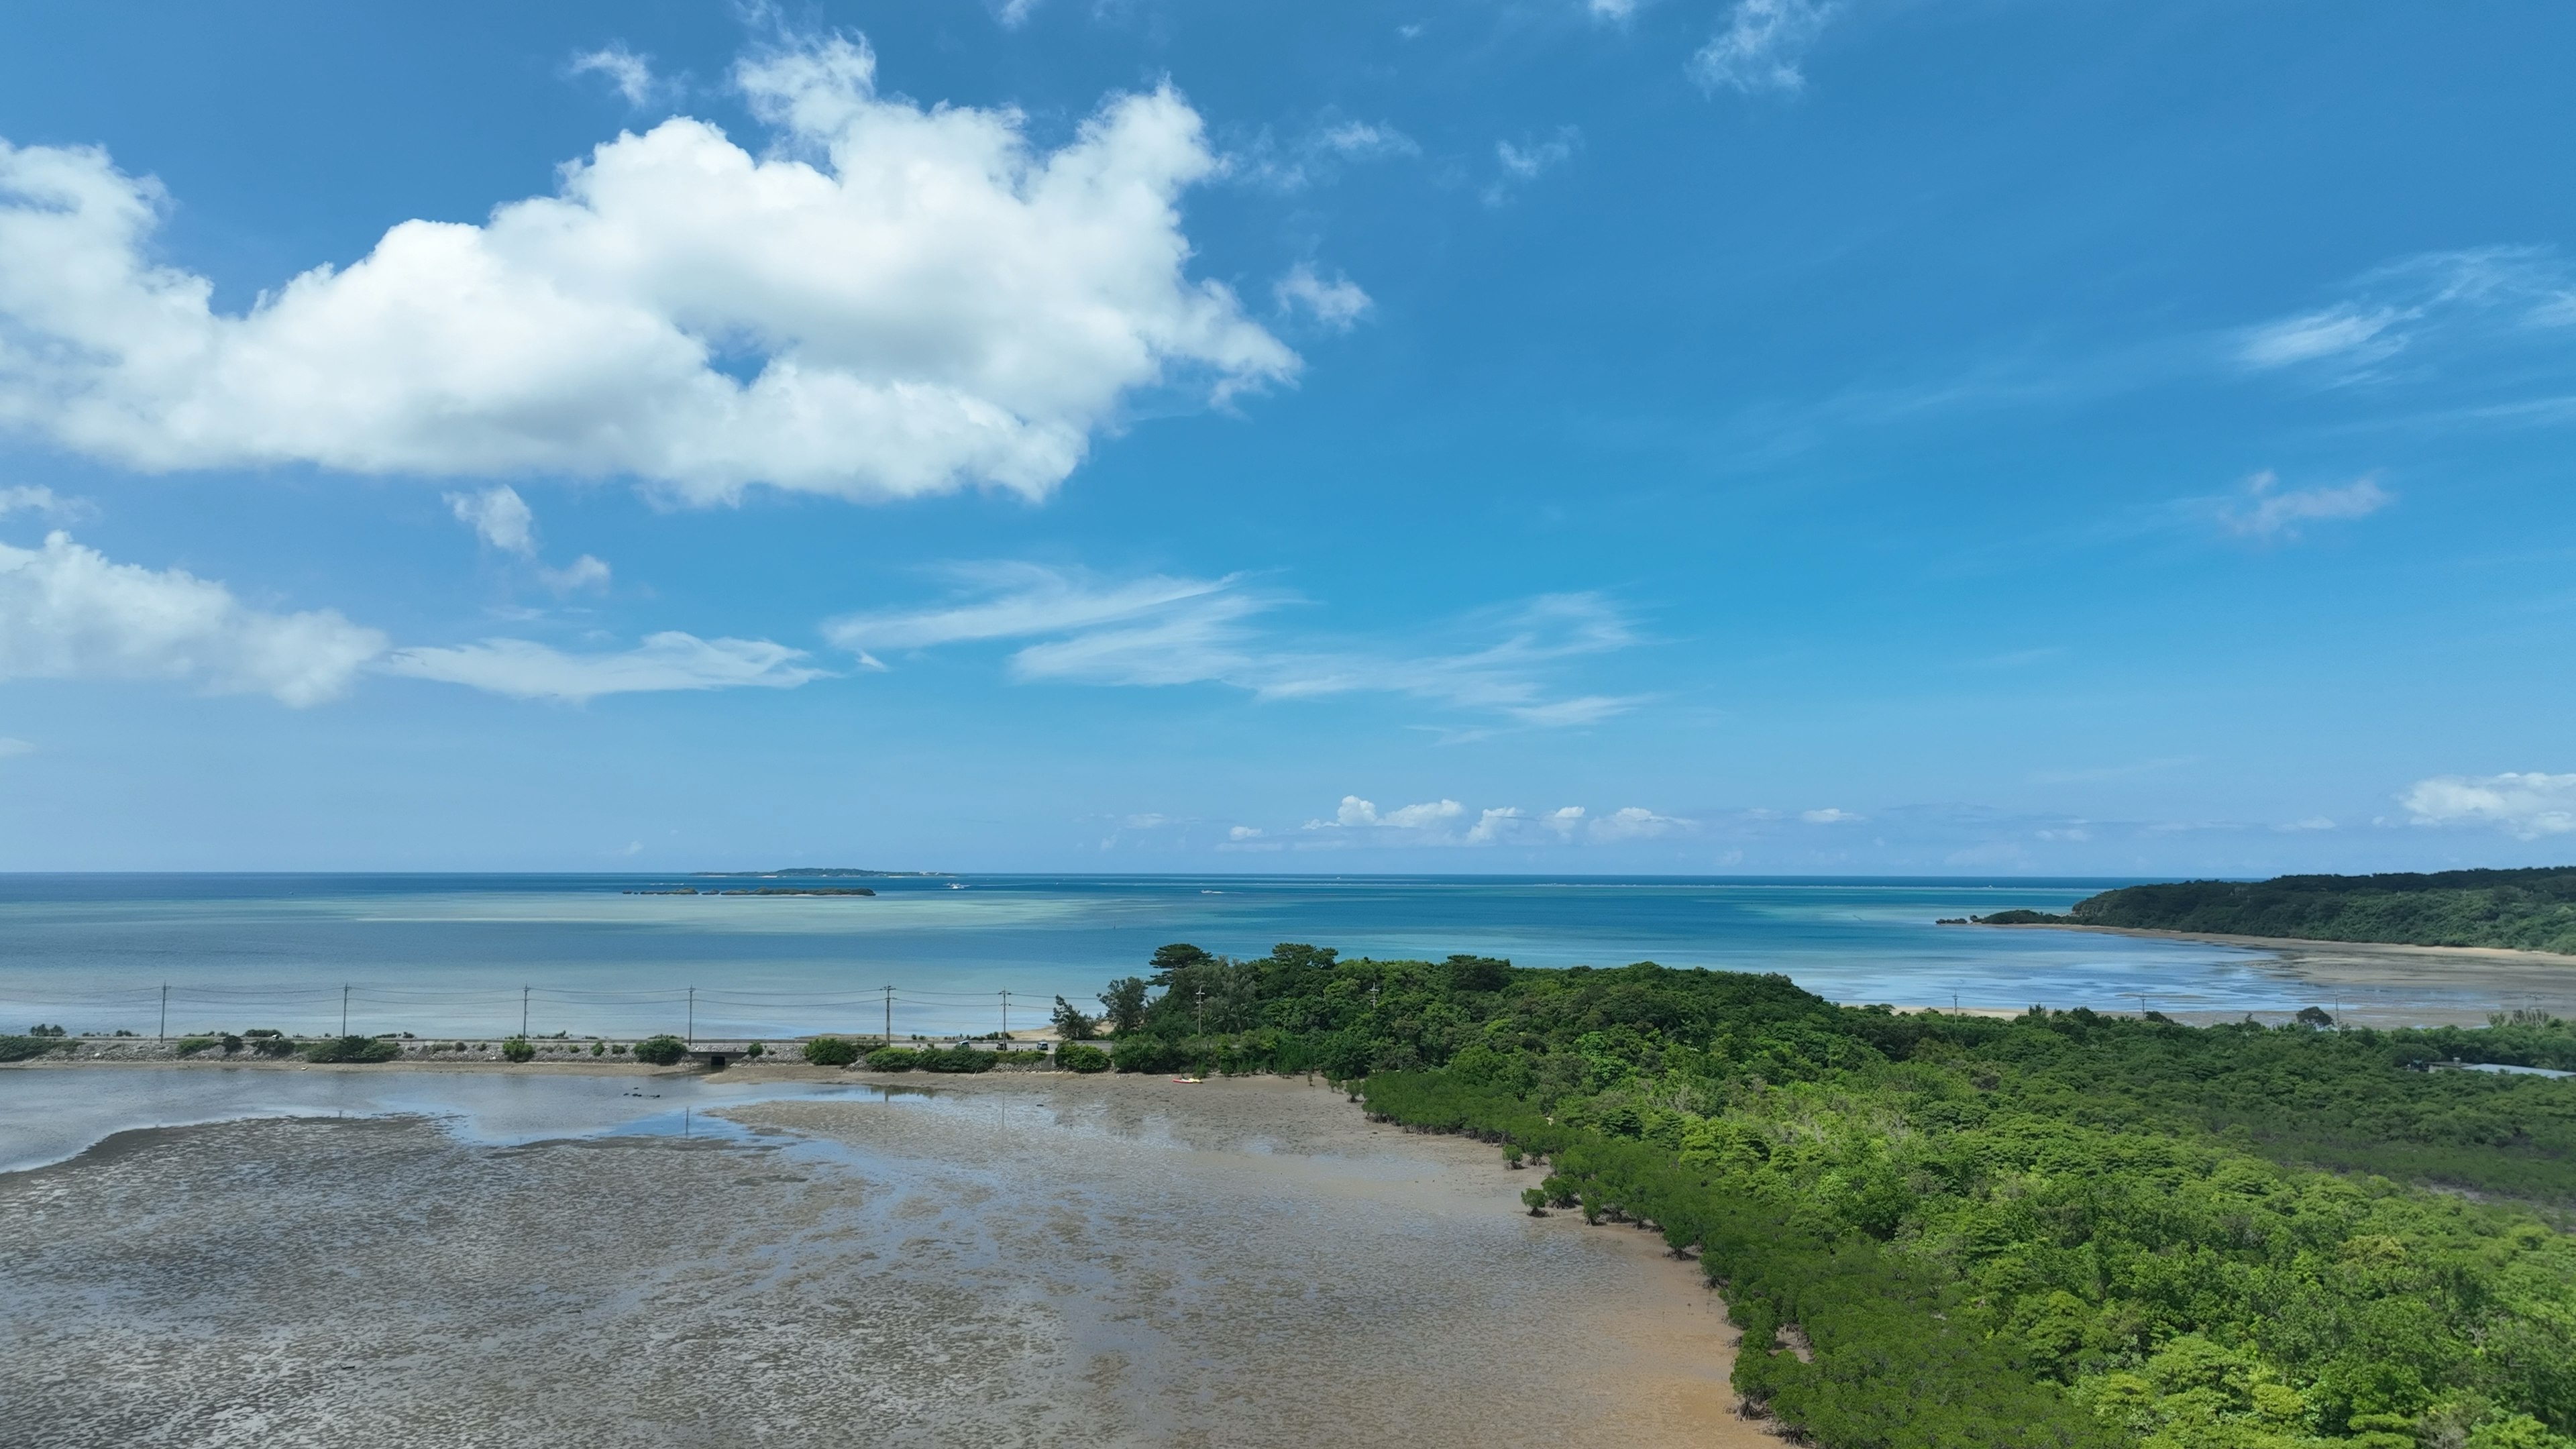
(0, 873, 2412, 1040)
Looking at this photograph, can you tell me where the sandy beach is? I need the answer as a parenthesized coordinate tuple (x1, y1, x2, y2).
(0, 1069, 1762, 1449)
(1967, 923, 2576, 1025)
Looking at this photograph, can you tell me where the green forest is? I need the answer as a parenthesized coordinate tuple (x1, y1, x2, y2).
(1972, 869, 2576, 955)
(1089, 943, 2576, 1449)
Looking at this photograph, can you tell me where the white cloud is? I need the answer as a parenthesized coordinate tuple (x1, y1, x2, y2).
(1690, 0, 1837, 95)
(1313, 796, 1465, 830)
(447, 485, 537, 555)
(1589, 0, 1639, 19)
(1227, 824, 1264, 841)
(2218, 470, 2394, 539)
(2403, 772, 2576, 839)
(1483, 130, 1581, 207)
(0, 485, 80, 519)
(828, 564, 1640, 727)
(0, 737, 34, 758)
(570, 44, 661, 107)
(1591, 805, 1690, 841)
(2238, 306, 2408, 370)
(1232, 117, 1419, 193)
(1318, 122, 1417, 159)
(2234, 247, 2576, 382)
(1801, 807, 1860, 823)
(1275, 264, 1372, 331)
(826, 564, 1241, 653)
(0, 33, 1295, 506)
(1300, 796, 1683, 847)
(0, 531, 386, 706)
(540, 555, 613, 594)
(380, 631, 826, 704)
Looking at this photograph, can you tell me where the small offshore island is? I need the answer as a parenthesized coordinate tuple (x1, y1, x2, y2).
(624, 867, 956, 897)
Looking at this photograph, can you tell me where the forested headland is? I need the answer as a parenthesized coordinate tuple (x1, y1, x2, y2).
(1073, 943, 2576, 1449)
(1966, 869, 2576, 955)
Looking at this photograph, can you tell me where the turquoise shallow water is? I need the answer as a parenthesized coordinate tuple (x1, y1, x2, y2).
(0, 872, 2385, 1038)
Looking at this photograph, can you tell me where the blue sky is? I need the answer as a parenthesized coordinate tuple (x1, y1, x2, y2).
(0, 0, 2571, 873)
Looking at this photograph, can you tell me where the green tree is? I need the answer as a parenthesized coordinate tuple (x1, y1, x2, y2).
(1051, 996, 1100, 1040)
(1098, 977, 1151, 1036)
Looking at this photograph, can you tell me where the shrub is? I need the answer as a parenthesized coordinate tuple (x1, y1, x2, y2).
(590, 1041, 604, 1057)
(803, 1036, 861, 1067)
(252, 1035, 299, 1058)
(917, 1043, 997, 1073)
(28, 1024, 66, 1038)
(1058, 1043, 1110, 1073)
(174, 1036, 218, 1057)
(500, 1036, 536, 1064)
(305, 1035, 402, 1064)
(864, 1046, 918, 1071)
(632, 1034, 687, 1066)
(1521, 1187, 1550, 1216)
(0, 1035, 71, 1063)
(745, 1040, 764, 1058)
(610, 1042, 627, 1055)
(220, 1033, 243, 1055)
(1112, 1036, 1187, 1074)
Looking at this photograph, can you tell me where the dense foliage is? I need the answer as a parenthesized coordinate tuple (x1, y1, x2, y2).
(2000, 870, 2576, 954)
(1095, 943, 2576, 1449)
(631, 1034, 688, 1066)
(304, 1034, 402, 1064)
(0, 1034, 70, 1062)
(802, 1035, 864, 1067)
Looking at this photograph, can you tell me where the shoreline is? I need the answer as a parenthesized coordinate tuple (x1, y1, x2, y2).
(1974, 920, 2576, 965)
(0, 1069, 1758, 1445)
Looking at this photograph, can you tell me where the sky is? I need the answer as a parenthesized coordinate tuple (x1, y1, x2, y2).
(0, 0, 2571, 874)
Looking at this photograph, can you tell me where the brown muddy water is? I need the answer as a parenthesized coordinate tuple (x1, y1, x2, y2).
(0, 1073, 1766, 1448)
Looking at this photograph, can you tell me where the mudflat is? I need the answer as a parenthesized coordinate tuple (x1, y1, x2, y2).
(0, 1072, 1759, 1449)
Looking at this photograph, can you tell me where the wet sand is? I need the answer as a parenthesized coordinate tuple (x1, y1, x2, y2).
(1972, 924, 2576, 1025)
(0, 1073, 1763, 1449)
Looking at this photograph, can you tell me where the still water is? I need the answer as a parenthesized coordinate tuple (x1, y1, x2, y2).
(0, 872, 2379, 1038)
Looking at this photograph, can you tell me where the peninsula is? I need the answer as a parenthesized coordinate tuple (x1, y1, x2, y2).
(1952, 867, 2576, 954)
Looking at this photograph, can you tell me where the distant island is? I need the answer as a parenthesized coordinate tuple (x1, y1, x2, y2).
(627, 885, 877, 896)
(691, 868, 953, 878)
(1945, 867, 2576, 955)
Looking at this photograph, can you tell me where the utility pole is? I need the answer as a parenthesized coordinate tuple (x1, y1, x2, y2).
(2135, 993, 2149, 1020)
(159, 984, 168, 1042)
(882, 985, 894, 1043)
(1000, 989, 1011, 1040)
(341, 984, 350, 1037)
(521, 985, 530, 1040)
(687, 987, 695, 1044)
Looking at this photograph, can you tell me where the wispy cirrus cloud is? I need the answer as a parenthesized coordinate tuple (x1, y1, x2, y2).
(824, 564, 1646, 727)
(1690, 0, 1838, 95)
(1229, 115, 1420, 193)
(2235, 246, 2576, 381)
(381, 632, 826, 704)
(1484, 129, 1580, 207)
(2216, 469, 2394, 539)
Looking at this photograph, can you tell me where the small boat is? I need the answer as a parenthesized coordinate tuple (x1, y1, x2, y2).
(1172, 1075, 1203, 1084)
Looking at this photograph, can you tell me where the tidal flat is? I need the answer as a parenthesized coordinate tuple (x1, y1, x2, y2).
(0, 1072, 1758, 1448)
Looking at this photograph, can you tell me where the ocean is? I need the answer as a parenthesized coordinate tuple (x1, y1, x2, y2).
(0, 872, 2405, 1040)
